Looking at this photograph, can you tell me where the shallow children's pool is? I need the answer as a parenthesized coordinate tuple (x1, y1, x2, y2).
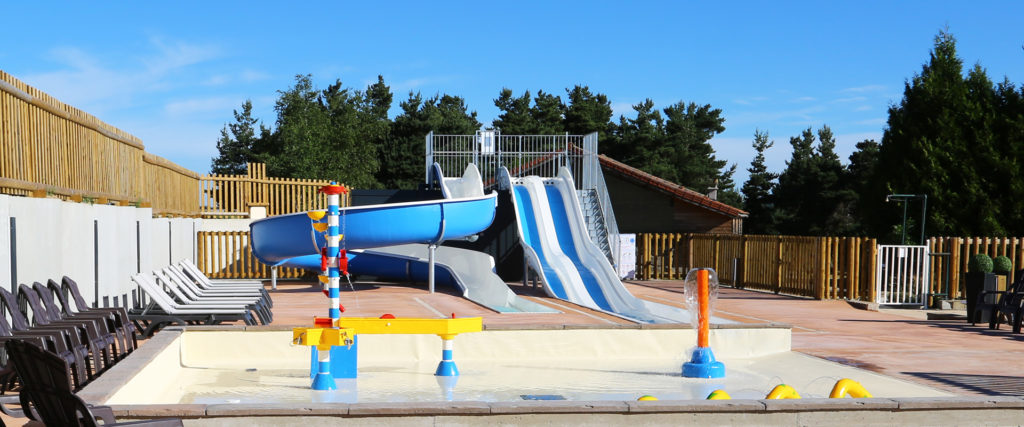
(96, 327, 948, 406)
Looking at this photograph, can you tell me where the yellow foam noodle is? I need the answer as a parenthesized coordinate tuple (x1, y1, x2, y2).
(766, 384, 800, 399)
(706, 390, 731, 400)
(313, 223, 328, 232)
(336, 317, 482, 336)
(830, 379, 872, 398)
(307, 211, 326, 221)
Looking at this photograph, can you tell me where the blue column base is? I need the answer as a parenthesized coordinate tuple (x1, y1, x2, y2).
(309, 339, 358, 380)
(682, 347, 725, 378)
(435, 360, 459, 376)
(311, 361, 338, 390)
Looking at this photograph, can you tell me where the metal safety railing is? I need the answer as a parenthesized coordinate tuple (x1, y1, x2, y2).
(425, 131, 621, 266)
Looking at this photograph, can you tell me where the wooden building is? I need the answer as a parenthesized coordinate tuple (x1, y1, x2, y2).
(600, 155, 747, 234)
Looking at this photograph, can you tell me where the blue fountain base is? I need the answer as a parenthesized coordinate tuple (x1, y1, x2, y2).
(682, 346, 725, 378)
(311, 361, 338, 390)
(435, 360, 459, 376)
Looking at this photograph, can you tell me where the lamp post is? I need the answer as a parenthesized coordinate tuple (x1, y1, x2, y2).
(885, 194, 928, 245)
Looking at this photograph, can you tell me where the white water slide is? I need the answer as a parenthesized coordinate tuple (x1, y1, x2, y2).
(500, 167, 692, 324)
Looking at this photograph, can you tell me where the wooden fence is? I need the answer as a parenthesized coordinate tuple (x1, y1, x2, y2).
(0, 70, 200, 216)
(637, 233, 1024, 301)
(197, 231, 305, 279)
(637, 233, 877, 301)
(200, 163, 348, 218)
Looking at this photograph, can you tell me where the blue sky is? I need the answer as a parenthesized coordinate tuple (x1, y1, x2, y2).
(2, 1, 1022, 187)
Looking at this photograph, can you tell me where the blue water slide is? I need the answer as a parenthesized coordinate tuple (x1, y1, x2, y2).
(501, 166, 695, 323)
(250, 193, 497, 266)
(544, 185, 611, 311)
(512, 185, 569, 300)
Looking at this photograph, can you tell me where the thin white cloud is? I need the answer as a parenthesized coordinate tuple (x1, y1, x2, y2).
(21, 38, 222, 114)
(792, 96, 816, 103)
(733, 96, 768, 106)
(833, 96, 867, 103)
(240, 69, 270, 83)
(143, 37, 220, 74)
(165, 96, 243, 116)
(610, 101, 636, 118)
(203, 70, 270, 86)
(854, 118, 887, 126)
(841, 84, 886, 93)
(854, 105, 872, 112)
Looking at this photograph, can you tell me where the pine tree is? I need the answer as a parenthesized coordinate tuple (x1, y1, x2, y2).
(563, 85, 615, 147)
(742, 130, 778, 234)
(871, 31, 1004, 237)
(210, 100, 265, 174)
(387, 91, 481, 189)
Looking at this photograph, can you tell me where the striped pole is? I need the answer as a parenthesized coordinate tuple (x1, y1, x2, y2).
(310, 182, 346, 391)
(435, 334, 459, 376)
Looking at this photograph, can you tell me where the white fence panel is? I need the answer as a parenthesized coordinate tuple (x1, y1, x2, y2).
(875, 245, 930, 306)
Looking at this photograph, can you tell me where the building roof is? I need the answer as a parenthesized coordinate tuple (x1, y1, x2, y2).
(598, 154, 748, 218)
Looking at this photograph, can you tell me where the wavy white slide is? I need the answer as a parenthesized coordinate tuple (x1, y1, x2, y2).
(355, 164, 557, 314)
(502, 166, 692, 324)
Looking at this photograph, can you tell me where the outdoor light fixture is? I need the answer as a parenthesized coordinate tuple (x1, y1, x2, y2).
(886, 194, 927, 245)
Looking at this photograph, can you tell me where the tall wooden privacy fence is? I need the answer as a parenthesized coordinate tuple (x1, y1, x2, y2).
(638, 233, 1024, 301)
(0, 70, 199, 216)
(200, 163, 347, 218)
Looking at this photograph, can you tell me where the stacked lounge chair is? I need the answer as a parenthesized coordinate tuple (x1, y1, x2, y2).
(128, 261, 273, 336)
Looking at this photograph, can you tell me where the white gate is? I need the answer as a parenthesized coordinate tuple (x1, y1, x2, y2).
(875, 245, 930, 306)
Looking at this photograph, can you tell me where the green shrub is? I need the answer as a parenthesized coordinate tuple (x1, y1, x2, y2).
(968, 254, 993, 274)
(993, 256, 1013, 275)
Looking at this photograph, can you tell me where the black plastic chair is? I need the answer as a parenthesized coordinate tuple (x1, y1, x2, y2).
(3, 339, 182, 426)
(974, 269, 1024, 330)
(57, 277, 138, 355)
(0, 287, 95, 387)
(36, 281, 129, 363)
(19, 284, 115, 373)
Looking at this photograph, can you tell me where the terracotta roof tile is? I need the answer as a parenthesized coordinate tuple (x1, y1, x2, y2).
(598, 155, 748, 218)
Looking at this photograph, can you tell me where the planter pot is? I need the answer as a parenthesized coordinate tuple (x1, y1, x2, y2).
(965, 272, 998, 324)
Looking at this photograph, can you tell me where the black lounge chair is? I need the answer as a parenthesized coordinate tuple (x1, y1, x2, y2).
(34, 281, 132, 365)
(2, 339, 182, 426)
(0, 312, 74, 395)
(57, 277, 139, 354)
(0, 287, 96, 387)
(19, 284, 117, 373)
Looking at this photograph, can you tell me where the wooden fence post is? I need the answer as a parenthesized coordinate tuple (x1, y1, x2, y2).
(816, 237, 827, 300)
(739, 234, 748, 288)
(775, 236, 783, 294)
(846, 237, 855, 300)
(868, 239, 877, 303)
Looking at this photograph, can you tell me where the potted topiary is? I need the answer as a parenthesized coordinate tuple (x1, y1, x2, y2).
(965, 254, 997, 324)
(993, 255, 1013, 291)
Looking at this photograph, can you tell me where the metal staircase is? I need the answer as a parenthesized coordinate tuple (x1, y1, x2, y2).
(578, 189, 614, 265)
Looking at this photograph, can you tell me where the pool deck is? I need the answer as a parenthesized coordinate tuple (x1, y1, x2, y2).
(4, 278, 1019, 426)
